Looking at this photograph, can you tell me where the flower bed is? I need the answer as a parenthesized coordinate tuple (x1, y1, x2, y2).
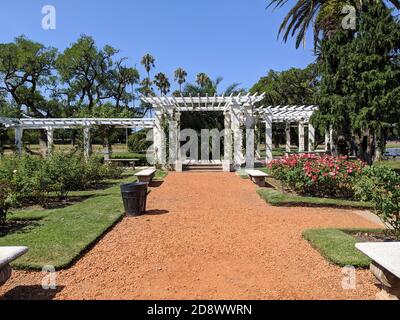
(268, 154, 365, 199)
(0, 154, 123, 223)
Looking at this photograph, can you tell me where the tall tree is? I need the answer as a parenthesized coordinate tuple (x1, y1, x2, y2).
(174, 68, 187, 93)
(0, 36, 58, 154)
(140, 54, 155, 80)
(154, 72, 170, 96)
(196, 73, 211, 90)
(315, 1, 400, 163)
(0, 36, 58, 117)
(56, 35, 118, 111)
(250, 65, 317, 105)
(106, 59, 140, 108)
(267, 0, 400, 49)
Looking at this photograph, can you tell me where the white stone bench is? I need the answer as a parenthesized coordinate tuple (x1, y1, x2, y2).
(0, 246, 28, 286)
(356, 242, 400, 300)
(246, 170, 269, 187)
(135, 168, 157, 183)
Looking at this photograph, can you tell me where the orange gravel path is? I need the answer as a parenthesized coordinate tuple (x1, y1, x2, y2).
(0, 172, 379, 300)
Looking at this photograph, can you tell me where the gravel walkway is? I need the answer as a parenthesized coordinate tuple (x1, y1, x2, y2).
(0, 172, 379, 300)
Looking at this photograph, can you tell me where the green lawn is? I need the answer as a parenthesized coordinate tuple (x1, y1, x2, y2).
(0, 170, 166, 270)
(112, 152, 148, 165)
(375, 160, 400, 171)
(303, 228, 383, 268)
(256, 188, 373, 209)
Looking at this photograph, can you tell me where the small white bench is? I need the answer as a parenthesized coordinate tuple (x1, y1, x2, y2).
(106, 158, 140, 169)
(246, 170, 269, 187)
(135, 168, 157, 183)
(0, 246, 28, 286)
(356, 242, 400, 300)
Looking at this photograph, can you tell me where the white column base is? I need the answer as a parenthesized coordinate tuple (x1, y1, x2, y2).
(222, 160, 231, 172)
(175, 160, 183, 173)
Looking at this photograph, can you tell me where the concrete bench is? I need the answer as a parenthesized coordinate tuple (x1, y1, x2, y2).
(356, 242, 400, 300)
(106, 158, 140, 169)
(135, 168, 157, 183)
(0, 246, 28, 286)
(246, 170, 269, 187)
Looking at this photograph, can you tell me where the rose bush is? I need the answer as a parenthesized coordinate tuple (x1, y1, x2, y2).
(268, 154, 365, 199)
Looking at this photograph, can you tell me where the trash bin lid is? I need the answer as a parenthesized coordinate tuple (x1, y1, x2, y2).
(120, 182, 148, 192)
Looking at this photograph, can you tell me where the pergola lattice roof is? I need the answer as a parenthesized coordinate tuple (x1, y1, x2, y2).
(258, 105, 318, 123)
(141, 93, 266, 112)
(1, 95, 318, 130)
(142, 94, 317, 122)
(0, 117, 155, 129)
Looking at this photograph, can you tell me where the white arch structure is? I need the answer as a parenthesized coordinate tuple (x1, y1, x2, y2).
(1, 94, 325, 171)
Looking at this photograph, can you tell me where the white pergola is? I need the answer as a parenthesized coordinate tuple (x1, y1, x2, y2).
(142, 94, 322, 171)
(0, 95, 326, 171)
(0, 117, 154, 159)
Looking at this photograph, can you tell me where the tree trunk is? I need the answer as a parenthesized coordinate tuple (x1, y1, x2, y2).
(364, 128, 375, 165)
(374, 128, 385, 162)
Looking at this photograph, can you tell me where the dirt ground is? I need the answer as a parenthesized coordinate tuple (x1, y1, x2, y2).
(0, 172, 379, 300)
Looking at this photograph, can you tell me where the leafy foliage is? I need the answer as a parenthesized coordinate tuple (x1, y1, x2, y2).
(313, 2, 400, 162)
(250, 64, 317, 105)
(267, 0, 400, 49)
(127, 130, 152, 153)
(355, 166, 400, 239)
(268, 154, 365, 198)
(0, 154, 122, 222)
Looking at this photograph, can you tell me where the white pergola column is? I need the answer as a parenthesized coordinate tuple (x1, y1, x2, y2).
(244, 105, 255, 169)
(15, 126, 23, 156)
(223, 111, 232, 172)
(83, 127, 91, 161)
(325, 129, 330, 151)
(169, 110, 181, 171)
(285, 122, 291, 153)
(299, 121, 305, 153)
(231, 103, 243, 169)
(329, 125, 334, 152)
(46, 128, 54, 156)
(265, 109, 273, 163)
(308, 124, 315, 152)
(154, 107, 165, 166)
(255, 120, 261, 159)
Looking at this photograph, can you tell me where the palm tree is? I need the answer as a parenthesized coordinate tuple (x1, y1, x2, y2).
(154, 72, 170, 96)
(196, 73, 211, 89)
(140, 54, 155, 79)
(174, 68, 188, 93)
(267, 0, 400, 49)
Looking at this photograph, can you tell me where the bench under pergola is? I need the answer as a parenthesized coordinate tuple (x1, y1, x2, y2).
(1, 94, 327, 171)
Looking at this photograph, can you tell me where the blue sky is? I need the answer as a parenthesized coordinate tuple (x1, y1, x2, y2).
(0, 0, 315, 91)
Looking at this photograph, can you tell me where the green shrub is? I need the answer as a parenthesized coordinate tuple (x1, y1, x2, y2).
(0, 154, 123, 212)
(355, 166, 400, 239)
(127, 130, 152, 153)
(0, 180, 17, 225)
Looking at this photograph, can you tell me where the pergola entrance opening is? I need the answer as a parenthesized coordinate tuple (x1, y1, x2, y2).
(142, 94, 321, 172)
(1, 94, 324, 172)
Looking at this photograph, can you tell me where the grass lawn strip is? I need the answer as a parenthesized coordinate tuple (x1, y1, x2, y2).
(303, 228, 383, 268)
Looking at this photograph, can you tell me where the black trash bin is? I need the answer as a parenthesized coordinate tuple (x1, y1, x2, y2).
(120, 182, 148, 216)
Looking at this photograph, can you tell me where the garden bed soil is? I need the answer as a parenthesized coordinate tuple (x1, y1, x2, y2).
(349, 231, 398, 243)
